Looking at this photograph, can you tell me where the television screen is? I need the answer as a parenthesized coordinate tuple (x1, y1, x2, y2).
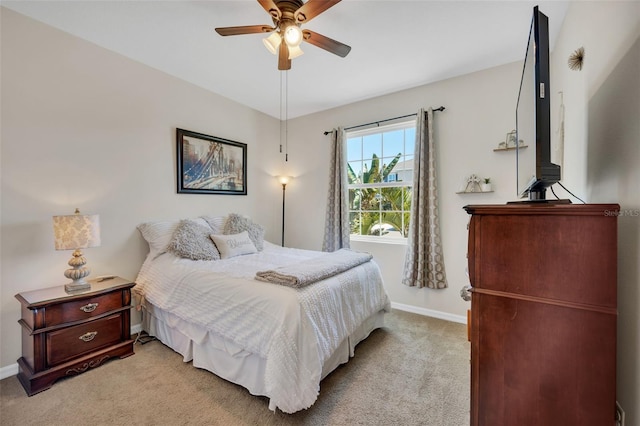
(516, 20, 537, 197)
(515, 6, 561, 200)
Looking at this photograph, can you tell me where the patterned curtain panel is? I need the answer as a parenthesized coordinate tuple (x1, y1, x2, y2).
(322, 127, 350, 252)
(402, 108, 447, 289)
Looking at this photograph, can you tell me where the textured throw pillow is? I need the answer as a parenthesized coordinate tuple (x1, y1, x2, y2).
(167, 219, 220, 261)
(223, 213, 265, 251)
(210, 231, 258, 259)
(137, 220, 181, 255)
(201, 215, 228, 235)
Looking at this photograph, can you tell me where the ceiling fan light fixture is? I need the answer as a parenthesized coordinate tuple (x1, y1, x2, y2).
(283, 24, 303, 47)
(288, 44, 304, 59)
(263, 31, 281, 55)
(215, 0, 351, 70)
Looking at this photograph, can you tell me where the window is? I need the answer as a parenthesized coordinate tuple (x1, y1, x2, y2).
(346, 119, 416, 242)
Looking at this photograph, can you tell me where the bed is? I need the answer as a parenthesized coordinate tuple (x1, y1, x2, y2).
(134, 214, 391, 414)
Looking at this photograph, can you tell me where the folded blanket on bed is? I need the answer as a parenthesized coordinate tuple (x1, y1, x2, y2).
(255, 249, 373, 288)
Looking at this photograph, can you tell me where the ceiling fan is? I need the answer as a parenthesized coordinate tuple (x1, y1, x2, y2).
(215, 0, 351, 70)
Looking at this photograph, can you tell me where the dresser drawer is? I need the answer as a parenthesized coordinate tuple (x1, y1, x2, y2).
(45, 291, 125, 326)
(46, 313, 123, 366)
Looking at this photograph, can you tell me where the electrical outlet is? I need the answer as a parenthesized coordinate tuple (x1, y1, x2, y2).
(615, 401, 625, 426)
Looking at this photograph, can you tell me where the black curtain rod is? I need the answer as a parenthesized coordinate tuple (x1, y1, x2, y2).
(323, 106, 445, 135)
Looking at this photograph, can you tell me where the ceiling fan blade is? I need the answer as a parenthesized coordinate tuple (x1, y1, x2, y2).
(302, 29, 351, 58)
(294, 0, 341, 23)
(257, 0, 281, 20)
(215, 25, 274, 36)
(278, 43, 292, 70)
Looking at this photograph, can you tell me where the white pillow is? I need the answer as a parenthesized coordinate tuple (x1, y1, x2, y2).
(201, 215, 228, 234)
(223, 213, 265, 251)
(210, 231, 258, 259)
(138, 217, 211, 256)
(137, 220, 180, 255)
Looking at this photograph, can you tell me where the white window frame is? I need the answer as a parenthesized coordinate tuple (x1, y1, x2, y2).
(346, 119, 416, 245)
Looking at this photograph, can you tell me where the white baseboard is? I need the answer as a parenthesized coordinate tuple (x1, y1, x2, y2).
(1, 324, 144, 380)
(131, 322, 142, 335)
(391, 302, 467, 324)
(0, 363, 19, 380)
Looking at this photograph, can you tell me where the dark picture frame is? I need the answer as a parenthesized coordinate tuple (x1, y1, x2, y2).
(176, 128, 247, 195)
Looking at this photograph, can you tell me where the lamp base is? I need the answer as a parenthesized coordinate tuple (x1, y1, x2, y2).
(65, 280, 92, 293)
(63, 249, 92, 293)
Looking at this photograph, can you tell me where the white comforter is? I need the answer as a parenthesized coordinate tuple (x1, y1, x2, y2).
(134, 241, 391, 413)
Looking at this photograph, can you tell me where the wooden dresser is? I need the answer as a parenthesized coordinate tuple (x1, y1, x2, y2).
(15, 277, 135, 396)
(464, 203, 618, 426)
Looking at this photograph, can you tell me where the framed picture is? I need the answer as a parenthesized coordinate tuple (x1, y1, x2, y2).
(176, 128, 247, 195)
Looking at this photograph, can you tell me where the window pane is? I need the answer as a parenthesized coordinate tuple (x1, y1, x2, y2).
(381, 155, 401, 182)
(362, 212, 381, 236)
(403, 186, 412, 206)
(382, 129, 404, 157)
(393, 156, 413, 182)
(362, 134, 381, 160)
(361, 188, 380, 211)
(405, 127, 416, 154)
(362, 158, 382, 183)
(346, 137, 362, 162)
(381, 187, 403, 211)
(349, 188, 361, 210)
(380, 212, 404, 238)
(349, 212, 361, 235)
(403, 211, 411, 236)
(348, 160, 362, 184)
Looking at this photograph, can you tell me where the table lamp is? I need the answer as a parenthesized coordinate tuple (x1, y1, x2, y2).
(53, 208, 101, 293)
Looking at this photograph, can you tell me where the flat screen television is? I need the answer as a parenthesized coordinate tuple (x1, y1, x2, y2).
(516, 6, 561, 200)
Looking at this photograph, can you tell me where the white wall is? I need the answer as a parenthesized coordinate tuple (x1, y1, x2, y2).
(550, 2, 640, 423)
(0, 8, 285, 370)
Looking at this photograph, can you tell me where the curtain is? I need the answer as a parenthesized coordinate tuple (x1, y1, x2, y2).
(322, 127, 350, 252)
(402, 108, 447, 289)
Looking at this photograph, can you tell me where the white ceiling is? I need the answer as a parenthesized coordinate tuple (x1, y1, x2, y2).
(2, 0, 570, 119)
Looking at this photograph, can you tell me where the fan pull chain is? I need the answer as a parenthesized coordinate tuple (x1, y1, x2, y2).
(279, 71, 284, 154)
(279, 70, 289, 162)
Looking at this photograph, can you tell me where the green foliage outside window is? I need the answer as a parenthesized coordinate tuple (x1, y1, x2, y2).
(347, 153, 412, 237)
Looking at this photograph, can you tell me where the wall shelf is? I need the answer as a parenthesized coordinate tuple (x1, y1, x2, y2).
(456, 191, 494, 194)
(493, 145, 528, 152)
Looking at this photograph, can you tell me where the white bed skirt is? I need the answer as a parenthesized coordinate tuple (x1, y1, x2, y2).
(141, 301, 386, 407)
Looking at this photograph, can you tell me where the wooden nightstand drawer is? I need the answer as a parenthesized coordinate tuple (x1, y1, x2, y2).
(46, 313, 123, 366)
(46, 292, 124, 326)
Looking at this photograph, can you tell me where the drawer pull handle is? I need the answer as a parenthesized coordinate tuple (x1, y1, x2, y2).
(79, 331, 98, 342)
(80, 303, 99, 313)
(460, 285, 472, 302)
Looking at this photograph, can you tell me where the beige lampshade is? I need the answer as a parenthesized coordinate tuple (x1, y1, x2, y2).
(53, 209, 101, 293)
(287, 45, 304, 60)
(263, 31, 281, 55)
(53, 210, 101, 250)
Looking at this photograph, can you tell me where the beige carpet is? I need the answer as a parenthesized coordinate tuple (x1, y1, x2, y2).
(0, 310, 470, 426)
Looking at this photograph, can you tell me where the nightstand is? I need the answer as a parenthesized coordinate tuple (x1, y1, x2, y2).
(15, 277, 135, 396)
